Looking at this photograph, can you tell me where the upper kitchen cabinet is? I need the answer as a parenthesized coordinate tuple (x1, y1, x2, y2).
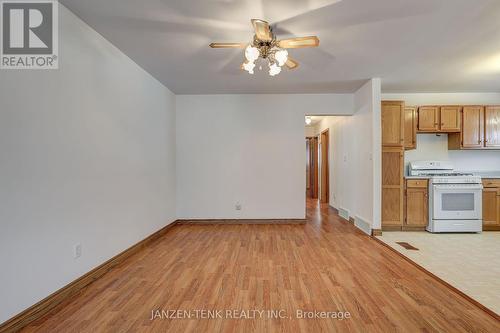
(462, 106, 484, 148)
(485, 106, 500, 148)
(382, 101, 404, 147)
(449, 105, 500, 150)
(417, 106, 461, 133)
(404, 107, 417, 150)
(417, 106, 439, 132)
(440, 106, 461, 132)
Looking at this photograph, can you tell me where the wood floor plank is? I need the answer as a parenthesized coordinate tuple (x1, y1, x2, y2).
(19, 199, 500, 332)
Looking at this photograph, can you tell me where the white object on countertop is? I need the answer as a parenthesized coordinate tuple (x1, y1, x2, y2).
(410, 160, 454, 170)
(409, 160, 454, 176)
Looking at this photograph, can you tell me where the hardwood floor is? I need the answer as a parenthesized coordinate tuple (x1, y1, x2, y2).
(21, 199, 500, 332)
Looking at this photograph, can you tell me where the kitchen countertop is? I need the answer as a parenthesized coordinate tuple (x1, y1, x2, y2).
(469, 171, 500, 179)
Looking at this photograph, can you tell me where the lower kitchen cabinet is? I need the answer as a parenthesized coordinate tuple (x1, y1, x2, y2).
(382, 147, 404, 230)
(404, 179, 428, 230)
(482, 179, 500, 231)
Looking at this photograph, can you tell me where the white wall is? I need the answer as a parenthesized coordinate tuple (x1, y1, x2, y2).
(313, 79, 381, 231)
(176, 94, 354, 219)
(0, 5, 176, 323)
(383, 93, 500, 172)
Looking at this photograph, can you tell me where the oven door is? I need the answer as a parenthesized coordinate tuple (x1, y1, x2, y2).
(432, 184, 483, 220)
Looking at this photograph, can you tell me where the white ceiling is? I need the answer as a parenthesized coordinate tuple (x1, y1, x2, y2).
(305, 116, 326, 127)
(60, 0, 500, 94)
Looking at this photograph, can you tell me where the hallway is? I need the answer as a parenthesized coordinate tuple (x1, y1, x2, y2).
(22, 199, 499, 332)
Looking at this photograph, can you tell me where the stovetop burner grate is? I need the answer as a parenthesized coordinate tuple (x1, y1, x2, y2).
(424, 173, 474, 177)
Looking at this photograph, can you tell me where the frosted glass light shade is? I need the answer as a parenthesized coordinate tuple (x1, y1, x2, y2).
(245, 45, 260, 62)
(269, 63, 281, 76)
(243, 61, 256, 74)
(275, 49, 288, 66)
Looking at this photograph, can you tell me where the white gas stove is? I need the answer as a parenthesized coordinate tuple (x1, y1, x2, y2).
(409, 161, 483, 233)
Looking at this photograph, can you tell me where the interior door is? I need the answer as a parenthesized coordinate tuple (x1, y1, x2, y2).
(306, 139, 311, 195)
(308, 137, 319, 199)
(440, 106, 461, 132)
(485, 106, 500, 148)
(462, 106, 484, 148)
(320, 130, 329, 203)
(418, 106, 439, 131)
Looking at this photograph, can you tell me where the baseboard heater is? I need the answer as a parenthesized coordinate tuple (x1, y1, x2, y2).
(354, 216, 371, 235)
(338, 207, 350, 221)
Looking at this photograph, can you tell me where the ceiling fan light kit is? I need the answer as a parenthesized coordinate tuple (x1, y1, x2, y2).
(210, 19, 319, 77)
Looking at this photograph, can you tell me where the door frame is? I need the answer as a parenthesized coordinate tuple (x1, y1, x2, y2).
(320, 129, 330, 203)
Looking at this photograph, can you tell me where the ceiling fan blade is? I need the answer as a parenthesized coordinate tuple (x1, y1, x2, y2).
(251, 19, 273, 41)
(209, 42, 247, 48)
(285, 57, 299, 70)
(278, 36, 319, 49)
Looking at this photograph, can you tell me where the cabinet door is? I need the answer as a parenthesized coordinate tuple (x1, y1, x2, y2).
(483, 188, 499, 226)
(462, 106, 484, 148)
(404, 107, 417, 150)
(485, 106, 500, 148)
(406, 187, 428, 227)
(418, 106, 439, 131)
(382, 101, 404, 147)
(382, 148, 404, 227)
(440, 106, 461, 132)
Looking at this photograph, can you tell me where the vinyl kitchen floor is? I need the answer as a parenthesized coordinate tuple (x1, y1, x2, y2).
(377, 231, 500, 315)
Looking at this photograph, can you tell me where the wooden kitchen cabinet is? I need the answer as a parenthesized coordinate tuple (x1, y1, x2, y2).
(462, 106, 484, 148)
(485, 106, 500, 148)
(482, 179, 500, 231)
(404, 179, 428, 229)
(418, 106, 460, 133)
(382, 147, 404, 229)
(382, 101, 404, 147)
(418, 106, 439, 132)
(404, 106, 417, 150)
(440, 106, 461, 132)
(448, 105, 500, 150)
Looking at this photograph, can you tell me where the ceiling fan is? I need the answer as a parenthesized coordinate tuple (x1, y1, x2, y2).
(209, 19, 319, 76)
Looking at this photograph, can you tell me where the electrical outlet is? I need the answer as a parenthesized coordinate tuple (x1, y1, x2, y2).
(235, 203, 242, 211)
(74, 243, 82, 259)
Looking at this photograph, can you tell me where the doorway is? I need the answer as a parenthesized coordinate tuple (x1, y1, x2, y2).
(320, 129, 329, 203)
(306, 137, 319, 199)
